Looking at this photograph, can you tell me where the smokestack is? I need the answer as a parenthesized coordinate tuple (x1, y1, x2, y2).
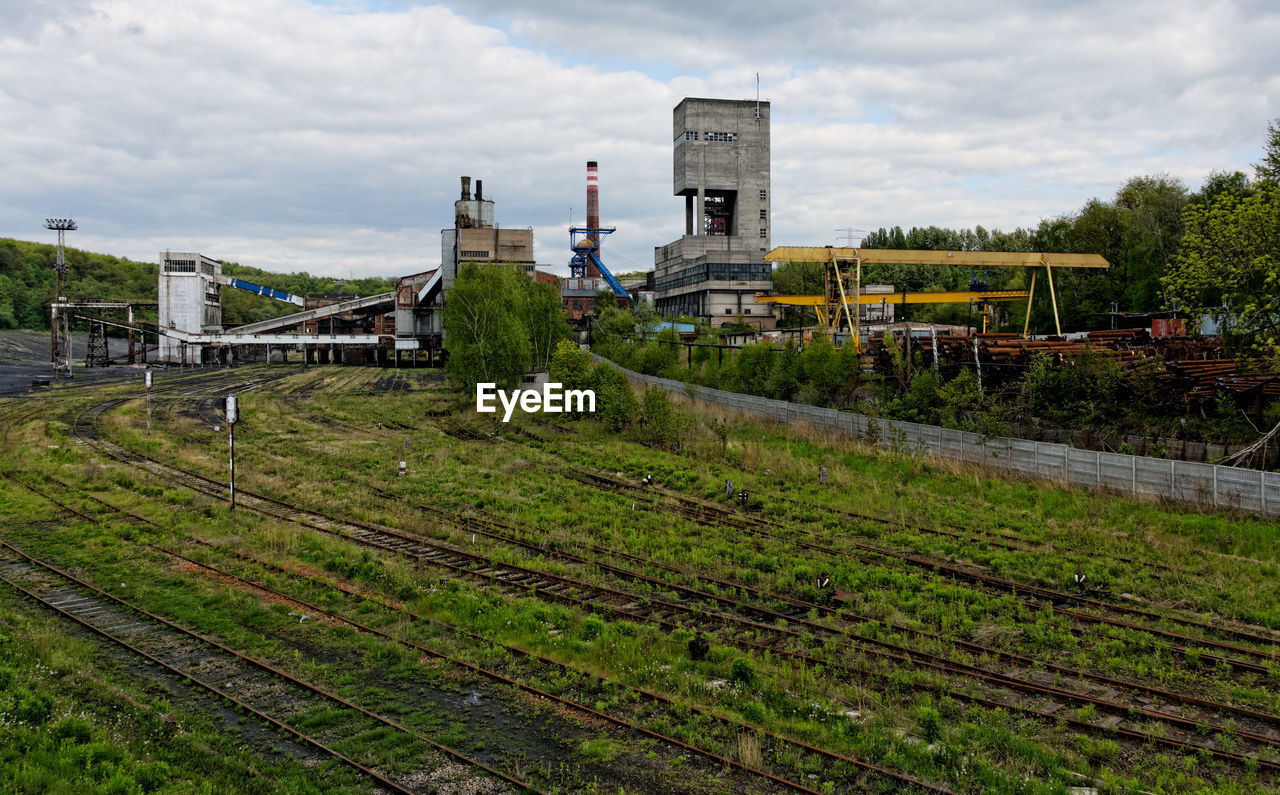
(586, 161, 599, 241)
(586, 161, 601, 277)
(475, 180, 483, 202)
(460, 176, 471, 201)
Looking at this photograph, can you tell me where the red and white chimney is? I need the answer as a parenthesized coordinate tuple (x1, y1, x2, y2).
(586, 160, 601, 276)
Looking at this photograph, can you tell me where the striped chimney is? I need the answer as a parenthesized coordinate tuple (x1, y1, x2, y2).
(586, 160, 601, 276)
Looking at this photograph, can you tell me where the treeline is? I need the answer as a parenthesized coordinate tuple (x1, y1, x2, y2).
(218, 262, 397, 326)
(0, 238, 156, 329)
(772, 119, 1279, 339)
(0, 237, 399, 329)
(772, 173, 1209, 334)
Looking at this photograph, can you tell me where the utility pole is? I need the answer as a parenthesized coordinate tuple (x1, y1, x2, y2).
(144, 370, 152, 435)
(45, 219, 76, 375)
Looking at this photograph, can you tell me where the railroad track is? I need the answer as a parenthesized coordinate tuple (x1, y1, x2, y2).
(8, 437, 943, 792)
(0, 540, 529, 794)
(70, 401, 1280, 777)
(561, 460, 1280, 659)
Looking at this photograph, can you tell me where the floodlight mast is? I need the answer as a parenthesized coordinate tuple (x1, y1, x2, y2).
(45, 218, 77, 373)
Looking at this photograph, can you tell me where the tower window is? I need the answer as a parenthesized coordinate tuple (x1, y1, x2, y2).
(704, 131, 738, 142)
(759, 228, 767, 238)
(759, 209, 766, 219)
(759, 190, 767, 201)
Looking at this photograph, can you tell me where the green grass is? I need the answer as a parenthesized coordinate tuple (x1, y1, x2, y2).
(2, 363, 1278, 792)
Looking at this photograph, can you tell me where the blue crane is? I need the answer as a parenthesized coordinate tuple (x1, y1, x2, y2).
(569, 227, 635, 308)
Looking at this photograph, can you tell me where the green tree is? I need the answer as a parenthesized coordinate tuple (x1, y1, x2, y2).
(591, 362, 639, 431)
(443, 263, 532, 390)
(1256, 117, 1280, 185)
(1163, 184, 1280, 351)
(1113, 174, 1188, 312)
(525, 279, 570, 371)
(548, 339, 593, 394)
(639, 386, 682, 449)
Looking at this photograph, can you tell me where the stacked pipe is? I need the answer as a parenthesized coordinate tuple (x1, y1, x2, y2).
(867, 329, 1262, 405)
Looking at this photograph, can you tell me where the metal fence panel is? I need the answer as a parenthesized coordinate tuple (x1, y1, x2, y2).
(594, 354, 1278, 519)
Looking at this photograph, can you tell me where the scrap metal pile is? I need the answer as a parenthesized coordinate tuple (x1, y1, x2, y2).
(870, 329, 1279, 407)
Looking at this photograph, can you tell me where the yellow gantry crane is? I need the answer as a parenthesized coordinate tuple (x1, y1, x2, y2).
(760, 247, 1110, 350)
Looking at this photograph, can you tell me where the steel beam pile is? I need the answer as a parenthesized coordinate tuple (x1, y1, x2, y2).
(869, 330, 1279, 406)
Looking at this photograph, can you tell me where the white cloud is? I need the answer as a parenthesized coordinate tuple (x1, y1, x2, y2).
(1, 0, 1277, 281)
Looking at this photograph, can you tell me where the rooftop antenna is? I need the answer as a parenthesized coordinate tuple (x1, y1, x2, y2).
(45, 218, 76, 374)
(755, 73, 760, 120)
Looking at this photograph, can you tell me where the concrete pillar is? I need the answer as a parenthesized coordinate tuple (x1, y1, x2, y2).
(685, 194, 694, 235)
(696, 187, 705, 235)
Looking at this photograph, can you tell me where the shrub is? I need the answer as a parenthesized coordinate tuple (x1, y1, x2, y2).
(729, 658, 756, 687)
(917, 705, 943, 743)
(51, 716, 92, 745)
(591, 363, 638, 431)
(640, 387, 682, 449)
(14, 691, 54, 725)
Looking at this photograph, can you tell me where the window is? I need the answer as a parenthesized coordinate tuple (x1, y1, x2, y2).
(163, 259, 196, 273)
(745, 309, 752, 314)
(460, 250, 490, 258)
(675, 131, 698, 144)
(725, 308, 732, 314)
(759, 190, 767, 201)
(759, 228, 767, 238)
(759, 209, 766, 219)
(704, 131, 738, 142)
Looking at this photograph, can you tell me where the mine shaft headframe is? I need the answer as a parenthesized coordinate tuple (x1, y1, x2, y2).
(763, 246, 1111, 346)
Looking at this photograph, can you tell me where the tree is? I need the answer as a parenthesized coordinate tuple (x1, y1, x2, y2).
(548, 339, 593, 393)
(1163, 183, 1280, 351)
(442, 263, 532, 390)
(525, 279, 570, 371)
(591, 362, 639, 431)
(1256, 117, 1280, 185)
(1114, 174, 1188, 312)
(1189, 170, 1254, 207)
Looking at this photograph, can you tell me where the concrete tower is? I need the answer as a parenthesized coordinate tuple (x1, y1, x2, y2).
(157, 252, 222, 363)
(653, 97, 775, 327)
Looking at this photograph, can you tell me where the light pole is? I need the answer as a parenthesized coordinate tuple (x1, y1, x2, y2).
(144, 369, 152, 434)
(45, 218, 76, 374)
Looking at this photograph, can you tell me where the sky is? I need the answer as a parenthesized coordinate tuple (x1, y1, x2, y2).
(2, 0, 1278, 279)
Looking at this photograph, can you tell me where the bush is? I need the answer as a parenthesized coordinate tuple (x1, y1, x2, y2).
(14, 691, 54, 725)
(51, 716, 93, 745)
(134, 762, 170, 793)
(591, 363, 638, 431)
(577, 615, 605, 642)
(729, 658, 756, 687)
(917, 705, 943, 743)
(640, 387, 682, 449)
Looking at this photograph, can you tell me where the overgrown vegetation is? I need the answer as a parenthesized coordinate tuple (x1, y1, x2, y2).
(444, 262, 571, 390)
(4, 364, 1280, 792)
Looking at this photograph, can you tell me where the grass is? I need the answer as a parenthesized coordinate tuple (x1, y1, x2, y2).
(1, 362, 1278, 792)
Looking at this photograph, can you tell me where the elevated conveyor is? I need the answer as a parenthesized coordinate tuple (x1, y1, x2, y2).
(225, 291, 395, 336)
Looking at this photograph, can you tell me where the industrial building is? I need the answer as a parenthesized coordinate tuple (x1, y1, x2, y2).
(146, 176, 561, 366)
(440, 177, 538, 286)
(653, 98, 776, 328)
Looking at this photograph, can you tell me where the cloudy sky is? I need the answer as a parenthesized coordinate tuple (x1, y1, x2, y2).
(3, 0, 1278, 279)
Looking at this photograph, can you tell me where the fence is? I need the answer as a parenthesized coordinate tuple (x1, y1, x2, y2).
(595, 356, 1280, 519)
